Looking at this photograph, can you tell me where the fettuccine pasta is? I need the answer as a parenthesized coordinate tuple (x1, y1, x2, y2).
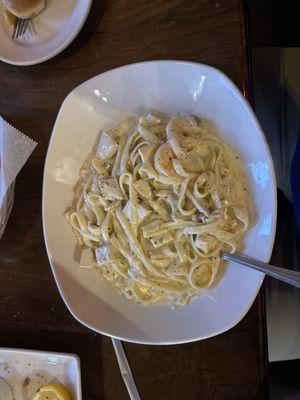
(65, 113, 249, 306)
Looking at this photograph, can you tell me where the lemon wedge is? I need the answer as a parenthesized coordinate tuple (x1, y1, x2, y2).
(33, 384, 72, 400)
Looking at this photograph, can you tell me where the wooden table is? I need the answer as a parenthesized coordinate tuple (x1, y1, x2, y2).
(0, 1, 266, 399)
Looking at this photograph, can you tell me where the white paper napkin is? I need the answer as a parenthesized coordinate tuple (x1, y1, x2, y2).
(0, 116, 37, 237)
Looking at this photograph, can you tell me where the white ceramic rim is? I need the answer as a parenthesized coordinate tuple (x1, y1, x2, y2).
(0, 0, 93, 66)
(0, 347, 82, 398)
(43, 60, 277, 344)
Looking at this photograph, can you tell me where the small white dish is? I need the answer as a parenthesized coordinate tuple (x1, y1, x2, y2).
(0, 0, 92, 66)
(43, 60, 277, 345)
(0, 348, 82, 400)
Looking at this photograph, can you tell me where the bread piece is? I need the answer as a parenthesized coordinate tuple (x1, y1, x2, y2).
(2, 0, 45, 19)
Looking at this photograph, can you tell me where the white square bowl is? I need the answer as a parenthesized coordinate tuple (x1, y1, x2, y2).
(43, 61, 277, 344)
(0, 348, 81, 400)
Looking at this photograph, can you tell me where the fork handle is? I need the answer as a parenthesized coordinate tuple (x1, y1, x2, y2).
(111, 338, 141, 400)
(222, 252, 300, 288)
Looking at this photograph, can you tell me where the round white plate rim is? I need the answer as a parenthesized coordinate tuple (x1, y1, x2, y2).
(0, 0, 93, 66)
(42, 60, 277, 345)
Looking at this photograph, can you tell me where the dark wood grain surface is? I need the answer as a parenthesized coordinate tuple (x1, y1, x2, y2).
(0, 1, 266, 399)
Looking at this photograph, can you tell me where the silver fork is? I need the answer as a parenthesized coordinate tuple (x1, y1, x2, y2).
(112, 338, 141, 400)
(12, 17, 30, 40)
(222, 252, 300, 288)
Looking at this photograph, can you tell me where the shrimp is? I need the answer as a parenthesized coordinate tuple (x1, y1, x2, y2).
(154, 143, 180, 178)
(166, 116, 201, 159)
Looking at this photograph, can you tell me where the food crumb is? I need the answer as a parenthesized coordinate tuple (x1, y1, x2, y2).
(23, 377, 30, 387)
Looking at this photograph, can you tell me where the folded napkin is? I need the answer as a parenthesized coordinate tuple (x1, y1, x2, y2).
(0, 116, 37, 238)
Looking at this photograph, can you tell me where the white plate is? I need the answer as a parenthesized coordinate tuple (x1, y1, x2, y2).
(43, 61, 277, 345)
(0, 348, 81, 400)
(0, 0, 92, 66)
